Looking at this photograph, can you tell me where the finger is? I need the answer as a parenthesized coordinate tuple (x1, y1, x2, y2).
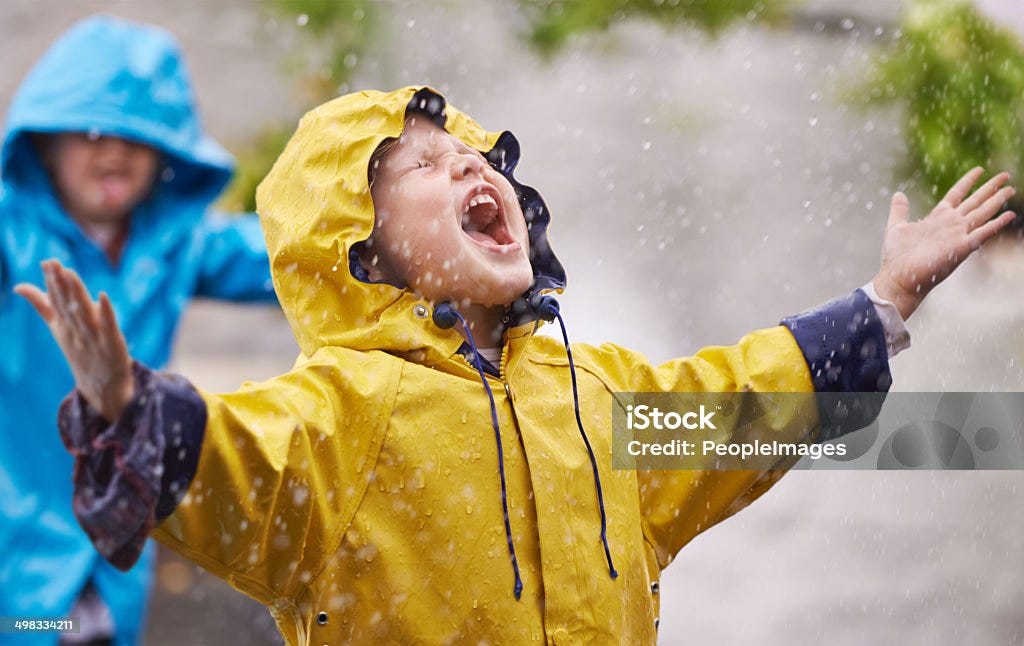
(97, 292, 128, 359)
(59, 263, 101, 334)
(941, 166, 985, 208)
(13, 284, 56, 324)
(887, 191, 910, 229)
(959, 172, 1009, 214)
(41, 263, 83, 349)
(49, 263, 81, 327)
(98, 292, 119, 331)
(965, 186, 1016, 231)
(967, 211, 1016, 249)
(49, 263, 94, 342)
(44, 261, 73, 324)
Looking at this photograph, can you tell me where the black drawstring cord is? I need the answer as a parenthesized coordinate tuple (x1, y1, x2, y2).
(532, 295, 618, 580)
(433, 303, 524, 600)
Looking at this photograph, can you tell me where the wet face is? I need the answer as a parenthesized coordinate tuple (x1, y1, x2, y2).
(366, 117, 533, 307)
(42, 133, 160, 226)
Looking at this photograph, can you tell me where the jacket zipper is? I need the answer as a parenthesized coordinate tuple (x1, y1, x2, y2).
(498, 347, 527, 444)
(451, 342, 524, 434)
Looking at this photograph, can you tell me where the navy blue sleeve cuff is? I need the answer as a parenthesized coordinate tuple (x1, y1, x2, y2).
(781, 289, 891, 441)
(151, 370, 207, 521)
(781, 288, 892, 393)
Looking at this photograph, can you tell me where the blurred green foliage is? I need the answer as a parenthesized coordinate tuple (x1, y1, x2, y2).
(219, 0, 376, 212)
(865, 0, 1024, 206)
(524, 0, 1024, 214)
(218, 126, 295, 213)
(519, 0, 781, 55)
(267, 0, 377, 101)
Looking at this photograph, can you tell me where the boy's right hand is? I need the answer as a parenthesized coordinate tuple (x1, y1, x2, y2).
(15, 260, 134, 422)
(872, 167, 1016, 321)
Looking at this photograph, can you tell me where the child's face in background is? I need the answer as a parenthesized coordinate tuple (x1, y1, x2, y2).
(367, 118, 533, 307)
(42, 133, 159, 226)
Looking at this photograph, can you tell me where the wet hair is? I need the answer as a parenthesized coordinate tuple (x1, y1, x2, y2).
(367, 136, 399, 189)
(30, 132, 59, 170)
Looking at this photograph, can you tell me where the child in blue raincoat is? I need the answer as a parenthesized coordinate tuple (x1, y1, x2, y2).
(0, 15, 276, 645)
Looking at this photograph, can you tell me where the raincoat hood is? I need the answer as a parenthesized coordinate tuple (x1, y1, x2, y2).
(1, 14, 234, 211)
(256, 87, 565, 363)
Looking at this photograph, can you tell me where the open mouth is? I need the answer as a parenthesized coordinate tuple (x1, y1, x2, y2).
(460, 186, 520, 253)
(95, 168, 135, 204)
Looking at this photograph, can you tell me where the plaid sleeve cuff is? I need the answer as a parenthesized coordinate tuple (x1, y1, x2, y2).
(58, 362, 206, 571)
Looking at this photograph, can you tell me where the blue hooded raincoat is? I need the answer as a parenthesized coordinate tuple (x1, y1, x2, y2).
(0, 15, 276, 644)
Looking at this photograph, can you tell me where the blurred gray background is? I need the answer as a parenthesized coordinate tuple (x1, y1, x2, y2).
(3, 0, 1023, 644)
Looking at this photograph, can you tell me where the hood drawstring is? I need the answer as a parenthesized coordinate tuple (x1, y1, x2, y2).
(432, 297, 618, 601)
(433, 303, 524, 600)
(529, 295, 618, 580)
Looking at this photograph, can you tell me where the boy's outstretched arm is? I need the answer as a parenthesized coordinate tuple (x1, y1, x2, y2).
(872, 167, 1015, 320)
(632, 168, 1016, 569)
(15, 261, 207, 568)
(14, 262, 386, 605)
(15, 260, 134, 421)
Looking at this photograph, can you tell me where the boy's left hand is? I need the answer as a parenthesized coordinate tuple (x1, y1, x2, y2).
(873, 167, 1016, 320)
(14, 260, 134, 422)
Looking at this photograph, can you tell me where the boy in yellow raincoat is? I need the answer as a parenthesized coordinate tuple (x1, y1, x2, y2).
(17, 87, 1016, 644)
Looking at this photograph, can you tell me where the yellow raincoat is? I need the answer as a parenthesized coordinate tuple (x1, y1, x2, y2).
(153, 87, 817, 644)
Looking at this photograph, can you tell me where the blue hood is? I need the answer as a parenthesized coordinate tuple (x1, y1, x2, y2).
(1, 14, 233, 209)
